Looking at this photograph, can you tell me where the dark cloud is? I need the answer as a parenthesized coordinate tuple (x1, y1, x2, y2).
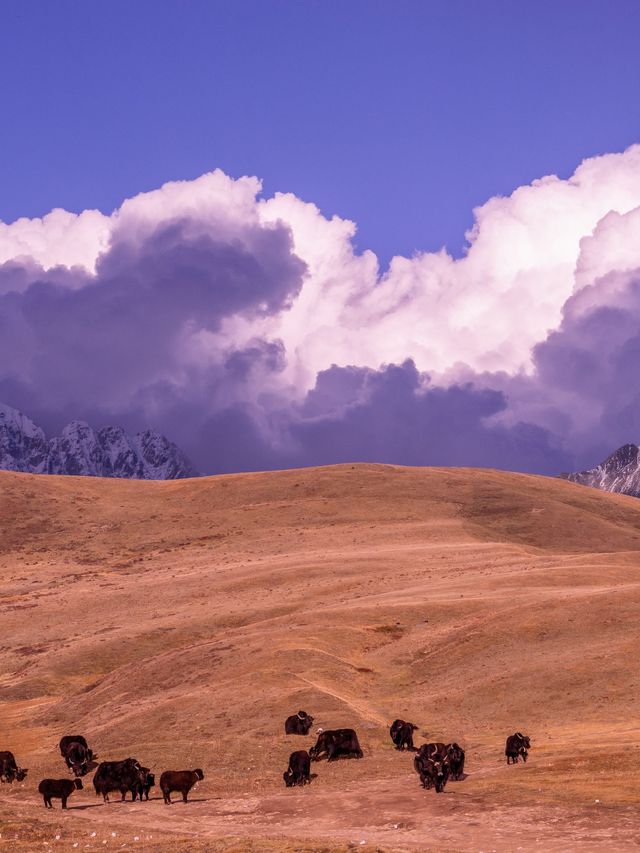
(288, 360, 569, 474)
(528, 271, 640, 467)
(0, 216, 306, 469)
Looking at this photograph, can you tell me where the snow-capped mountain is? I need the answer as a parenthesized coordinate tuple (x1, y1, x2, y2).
(0, 404, 197, 479)
(561, 444, 640, 497)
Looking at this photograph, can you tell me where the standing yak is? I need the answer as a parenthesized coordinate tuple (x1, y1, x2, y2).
(132, 766, 155, 801)
(159, 768, 204, 804)
(389, 719, 418, 751)
(446, 742, 465, 780)
(505, 732, 531, 764)
(93, 758, 142, 802)
(414, 755, 450, 793)
(38, 778, 82, 809)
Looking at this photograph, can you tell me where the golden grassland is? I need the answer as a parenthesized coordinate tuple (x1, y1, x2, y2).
(1, 464, 640, 851)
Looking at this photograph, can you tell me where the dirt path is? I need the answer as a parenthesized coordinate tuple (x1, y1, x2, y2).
(3, 772, 639, 852)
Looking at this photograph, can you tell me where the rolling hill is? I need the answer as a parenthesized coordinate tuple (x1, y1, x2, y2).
(1, 464, 640, 851)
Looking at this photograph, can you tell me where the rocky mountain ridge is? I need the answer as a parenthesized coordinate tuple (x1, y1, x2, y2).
(0, 403, 197, 479)
(561, 443, 640, 497)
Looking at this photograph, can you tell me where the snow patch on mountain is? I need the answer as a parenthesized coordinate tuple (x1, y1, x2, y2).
(561, 444, 640, 497)
(0, 405, 197, 479)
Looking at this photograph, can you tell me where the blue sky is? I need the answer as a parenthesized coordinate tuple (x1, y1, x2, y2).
(1, 0, 639, 265)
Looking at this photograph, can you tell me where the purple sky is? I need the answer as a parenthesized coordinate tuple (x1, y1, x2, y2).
(1, 2, 640, 474)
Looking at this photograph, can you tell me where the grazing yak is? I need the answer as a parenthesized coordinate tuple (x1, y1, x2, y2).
(59, 735, 94, 762)
(414, 755, 449, 792)
(309, 728, 363, 762)
(59, 736, 94, 777)
(505, 732, 531, 764)
(389, 719, 418, 751)
(284, 710, 314, 735)
(159, 769, 204, 804)
(60, 739, 91, 777)
(133, 766, 155, 801)
(283, 750, 311, 787)
(0, 751, 28, 783)
(93, 758, 142, 802)
(38, 778, 82, 809)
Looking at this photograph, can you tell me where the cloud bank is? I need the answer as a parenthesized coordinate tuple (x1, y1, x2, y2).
(2, 147, 640, 474)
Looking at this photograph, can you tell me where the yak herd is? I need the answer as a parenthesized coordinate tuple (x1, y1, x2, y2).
(1, 715, 531, 810)
(282, 711, 530, 794)
(0, 738, 203, 810)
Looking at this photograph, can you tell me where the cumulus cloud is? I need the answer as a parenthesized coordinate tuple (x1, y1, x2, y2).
(259, 145, 640, 380)
(2, 147, 640, 473)
(0, 198, 306, 467)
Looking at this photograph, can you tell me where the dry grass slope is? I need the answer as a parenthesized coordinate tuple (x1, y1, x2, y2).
(1, 464, 640, 851)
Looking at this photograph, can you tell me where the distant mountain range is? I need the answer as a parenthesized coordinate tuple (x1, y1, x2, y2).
(0, 403, 197, 480)
(3, 399, 638, 493)
(561, 444, 640, 498)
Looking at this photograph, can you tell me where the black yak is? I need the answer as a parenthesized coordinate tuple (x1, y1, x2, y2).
(505, 732, 531, 764)
(38, 778, 82, 809)
(309, 728, 363, 761)
(283, 750, 311, 786)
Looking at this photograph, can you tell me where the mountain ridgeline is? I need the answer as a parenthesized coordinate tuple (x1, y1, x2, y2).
(0, 404, 197, 480)
(561, 443, 640, 498)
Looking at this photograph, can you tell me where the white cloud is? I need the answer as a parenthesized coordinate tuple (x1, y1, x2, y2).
(3, 145, 640, 394)
(258, 145, 640, 384)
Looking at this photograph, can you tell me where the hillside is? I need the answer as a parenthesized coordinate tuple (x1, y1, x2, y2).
(1, 464, 640, 851)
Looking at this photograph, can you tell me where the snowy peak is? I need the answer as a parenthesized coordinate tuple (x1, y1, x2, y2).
(561, 444, 640, 497)
(133, 429, 194, 480)
(0, 405, 197, 480)
(0, 404, 48, 473)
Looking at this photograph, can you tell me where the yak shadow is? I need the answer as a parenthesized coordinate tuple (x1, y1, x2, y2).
(68, 803, 103, 811)
(313, 754, 363, 763)
(156, 797, 214, 804)
(441, 771, 469, 783)
(136, 796, 215, 804)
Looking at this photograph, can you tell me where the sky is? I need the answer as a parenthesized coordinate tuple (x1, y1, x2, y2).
(1, 1, 640, 475)
(2, 0, 640, 264)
